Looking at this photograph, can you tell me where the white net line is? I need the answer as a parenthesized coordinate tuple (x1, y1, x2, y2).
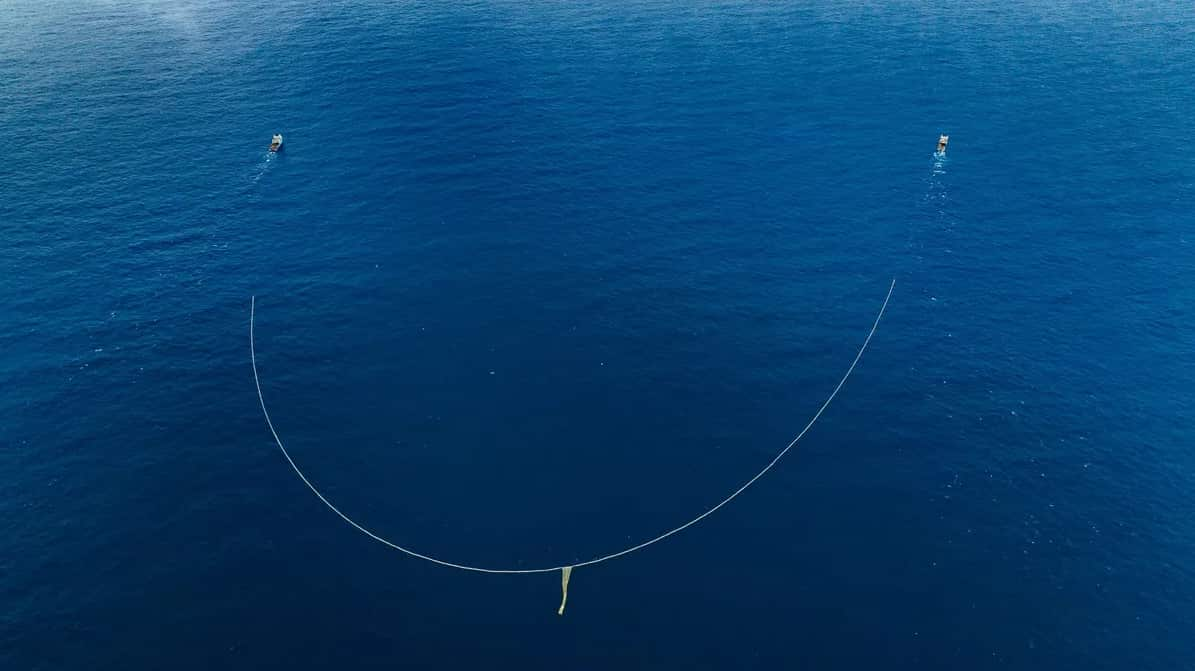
(250, 278, 895, 574)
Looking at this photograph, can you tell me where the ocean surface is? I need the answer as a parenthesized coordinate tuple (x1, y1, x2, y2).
(2, 1, 1193, 668)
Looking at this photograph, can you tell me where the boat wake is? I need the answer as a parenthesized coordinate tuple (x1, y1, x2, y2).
(932, 151, 947, 175)
(926, 152, 949, 213)
(249, 151, 276, 184)
(904, 150, 952, 265)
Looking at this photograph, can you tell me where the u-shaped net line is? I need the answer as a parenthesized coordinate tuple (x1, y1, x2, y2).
(250, 278, 895, 574)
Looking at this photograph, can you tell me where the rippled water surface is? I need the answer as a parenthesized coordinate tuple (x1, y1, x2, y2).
(2, 1, 1193, 668)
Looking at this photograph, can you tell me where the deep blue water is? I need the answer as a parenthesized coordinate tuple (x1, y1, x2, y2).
(3, 1, 1194, 668)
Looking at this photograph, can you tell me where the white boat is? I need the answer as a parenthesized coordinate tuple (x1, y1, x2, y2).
(936, 134, 949, 154)
(269, 134, 283, 152)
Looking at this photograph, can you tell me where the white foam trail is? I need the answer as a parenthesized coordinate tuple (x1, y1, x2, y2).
(250, 152, 275, 184)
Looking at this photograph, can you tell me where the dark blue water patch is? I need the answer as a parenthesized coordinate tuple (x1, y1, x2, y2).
(2, 1, 1194, 669)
